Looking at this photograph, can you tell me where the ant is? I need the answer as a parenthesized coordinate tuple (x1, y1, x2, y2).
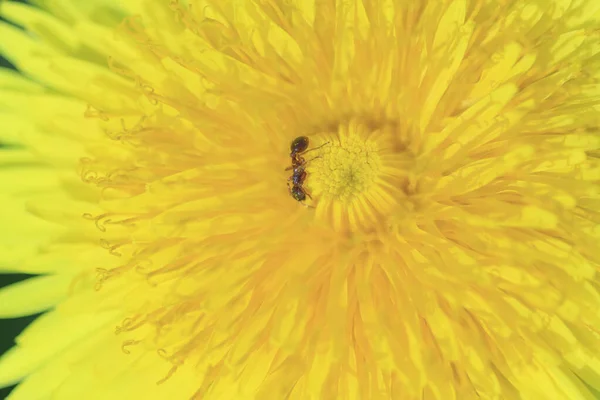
(286, 136, 329, 206)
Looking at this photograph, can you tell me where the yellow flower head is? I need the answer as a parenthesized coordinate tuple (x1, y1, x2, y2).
(0, 0, 600, 399)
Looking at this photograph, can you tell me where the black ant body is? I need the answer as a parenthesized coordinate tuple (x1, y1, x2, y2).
(286, 136, 328, 206)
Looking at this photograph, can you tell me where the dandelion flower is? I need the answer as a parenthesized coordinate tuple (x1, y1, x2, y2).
(1, 0, 600, 398)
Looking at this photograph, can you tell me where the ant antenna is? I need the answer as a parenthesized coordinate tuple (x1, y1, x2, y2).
(304, 141, 330, 154)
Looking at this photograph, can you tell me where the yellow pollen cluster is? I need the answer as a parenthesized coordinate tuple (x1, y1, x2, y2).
(312, 121, 383, 202)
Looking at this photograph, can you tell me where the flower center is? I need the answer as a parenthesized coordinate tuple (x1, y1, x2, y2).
(307, 118, 415, 232)
(312, 121, 383, 201)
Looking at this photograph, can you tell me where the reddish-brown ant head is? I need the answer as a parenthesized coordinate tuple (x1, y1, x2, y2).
(290, 136, 309, 156)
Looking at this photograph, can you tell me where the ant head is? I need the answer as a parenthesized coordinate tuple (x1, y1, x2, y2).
(290, 136, 309, 155)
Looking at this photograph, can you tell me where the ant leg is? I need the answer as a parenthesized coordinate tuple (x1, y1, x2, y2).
(304, 189, 313, 199)
(285, 156, 306, 171)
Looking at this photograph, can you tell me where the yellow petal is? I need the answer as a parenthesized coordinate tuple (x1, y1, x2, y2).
(1, 1, 79, 53)
(0, 193, 64, 272)
(0, 22, 60, 77)
(0, 309, 120, 387)
(18, 243, 118, 275)
(0, 275, 69, 318)
(0, 67, 43, 93)
(420, 0, 473, 131)
(0, 114, 33, 145)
